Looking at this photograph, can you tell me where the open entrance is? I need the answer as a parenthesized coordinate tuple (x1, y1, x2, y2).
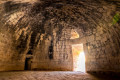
(72, 44, 86, 72)
(24, 58, 32, 70)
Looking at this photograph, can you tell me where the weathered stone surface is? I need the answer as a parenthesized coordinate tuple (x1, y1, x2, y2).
(0, 71, 120, 80)
(0, 0, 120, 73)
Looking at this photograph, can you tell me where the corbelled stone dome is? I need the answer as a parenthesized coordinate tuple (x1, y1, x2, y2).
(0, 0, 120, 73)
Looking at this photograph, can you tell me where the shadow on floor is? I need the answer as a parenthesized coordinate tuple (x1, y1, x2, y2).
(88, 72, 120, 80)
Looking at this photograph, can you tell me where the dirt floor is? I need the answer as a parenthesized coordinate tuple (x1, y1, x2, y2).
(0, 71, 120, 80)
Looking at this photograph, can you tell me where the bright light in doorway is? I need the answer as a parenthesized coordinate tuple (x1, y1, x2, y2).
(72, 44, 86, 72)
(78, 51, 85, 72)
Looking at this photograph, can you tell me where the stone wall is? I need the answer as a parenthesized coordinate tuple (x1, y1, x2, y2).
(70, 23, 120, 73)
(0, 0, 120, 72)
(32, 28, 73, 70)
(0, 28, 25, 71)
(85, 23, 120, 72)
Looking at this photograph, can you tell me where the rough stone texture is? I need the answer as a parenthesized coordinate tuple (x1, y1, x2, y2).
(0, 71, 120, 80)
(0, 0, 120, 73)
(85, 24, 120, 72)
(0, 71, 98, 80)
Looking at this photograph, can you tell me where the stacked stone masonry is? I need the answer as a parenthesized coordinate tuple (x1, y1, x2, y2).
(0, 0, 120, 73)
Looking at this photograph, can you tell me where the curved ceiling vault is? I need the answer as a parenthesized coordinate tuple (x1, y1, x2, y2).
(0, 0, 120, 71)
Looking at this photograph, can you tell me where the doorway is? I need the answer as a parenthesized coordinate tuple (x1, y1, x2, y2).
(24, 58, 32, 70)
(72, 44, 85, 72)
